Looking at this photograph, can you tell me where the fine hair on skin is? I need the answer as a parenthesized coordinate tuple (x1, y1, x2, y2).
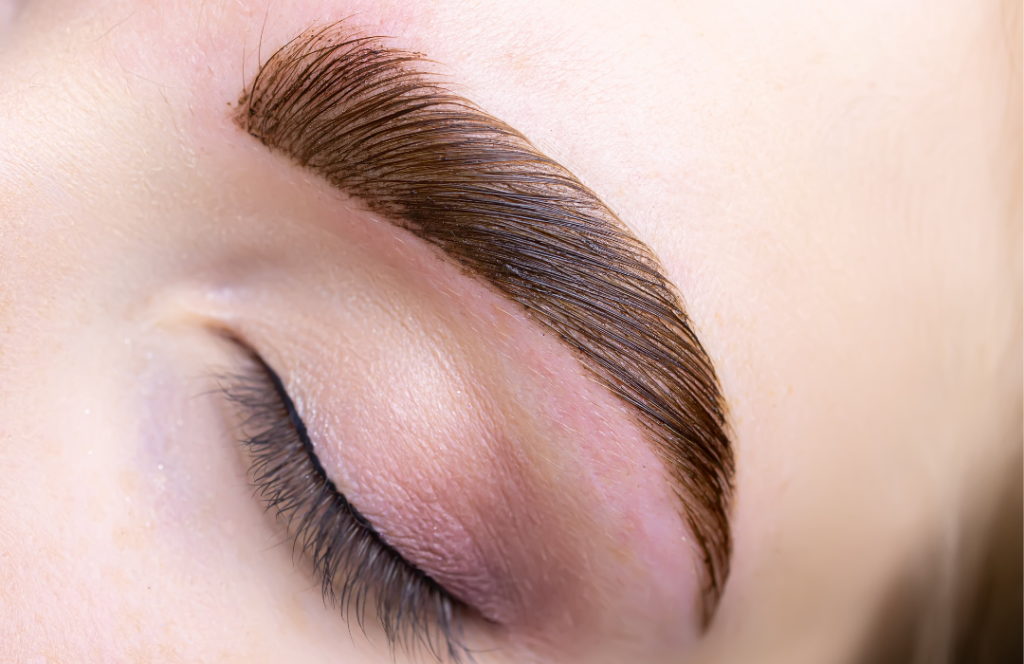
(235, 22, 735, 623)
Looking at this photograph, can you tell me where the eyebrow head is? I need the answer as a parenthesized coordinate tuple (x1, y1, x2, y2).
(235, 22, 734, 622)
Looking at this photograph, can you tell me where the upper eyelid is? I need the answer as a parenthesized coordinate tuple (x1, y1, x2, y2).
(234, 21, 734, 622)
(222, 345, 473, 662)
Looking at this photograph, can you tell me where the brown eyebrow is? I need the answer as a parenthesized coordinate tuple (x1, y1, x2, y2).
(235, 22, 734, 623)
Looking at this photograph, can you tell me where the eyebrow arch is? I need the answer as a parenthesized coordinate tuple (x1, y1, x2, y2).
(235, 22, 734, 623)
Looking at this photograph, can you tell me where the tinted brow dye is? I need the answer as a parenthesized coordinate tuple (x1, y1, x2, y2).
(236, 23, 734, 622)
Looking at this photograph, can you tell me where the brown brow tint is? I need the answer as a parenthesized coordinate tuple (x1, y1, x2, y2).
(235, 23, 734, 621)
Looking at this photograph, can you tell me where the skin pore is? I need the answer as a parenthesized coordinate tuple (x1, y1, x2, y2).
(0, 1, 1019, 663)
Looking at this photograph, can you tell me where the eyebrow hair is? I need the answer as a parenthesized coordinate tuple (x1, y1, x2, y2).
(235, 23, 734, 622)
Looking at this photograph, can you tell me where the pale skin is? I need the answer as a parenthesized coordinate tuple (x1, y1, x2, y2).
(0, 1, 1020, 663)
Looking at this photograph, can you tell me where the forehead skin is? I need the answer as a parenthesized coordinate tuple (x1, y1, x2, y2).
(0, 1, 1020, 663)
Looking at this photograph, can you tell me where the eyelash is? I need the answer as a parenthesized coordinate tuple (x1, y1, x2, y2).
(220, 349, 471, 663)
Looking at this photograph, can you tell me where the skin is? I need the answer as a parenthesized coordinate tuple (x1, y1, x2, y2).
(0, 0, 1019, 663)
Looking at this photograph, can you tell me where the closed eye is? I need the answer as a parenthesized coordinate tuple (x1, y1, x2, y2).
(221, 343, 474, 663)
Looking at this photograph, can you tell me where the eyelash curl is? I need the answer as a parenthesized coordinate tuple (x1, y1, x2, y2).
(220, 349, 472, 663)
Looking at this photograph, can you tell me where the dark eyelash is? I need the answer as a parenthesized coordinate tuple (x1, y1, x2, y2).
(220, 351, 471, 663)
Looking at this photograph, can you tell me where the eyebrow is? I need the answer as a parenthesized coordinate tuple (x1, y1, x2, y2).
(235, 22, 734, 622)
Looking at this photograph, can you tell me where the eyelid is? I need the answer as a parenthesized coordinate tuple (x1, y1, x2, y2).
(220, 343, 474, 663)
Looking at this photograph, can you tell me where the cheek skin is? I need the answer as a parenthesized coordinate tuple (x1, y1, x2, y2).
(156, 185, 703, 656)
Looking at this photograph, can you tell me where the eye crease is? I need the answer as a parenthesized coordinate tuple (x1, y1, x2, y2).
(221, 346, 472, 663)
(236, 21, 735, 621)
